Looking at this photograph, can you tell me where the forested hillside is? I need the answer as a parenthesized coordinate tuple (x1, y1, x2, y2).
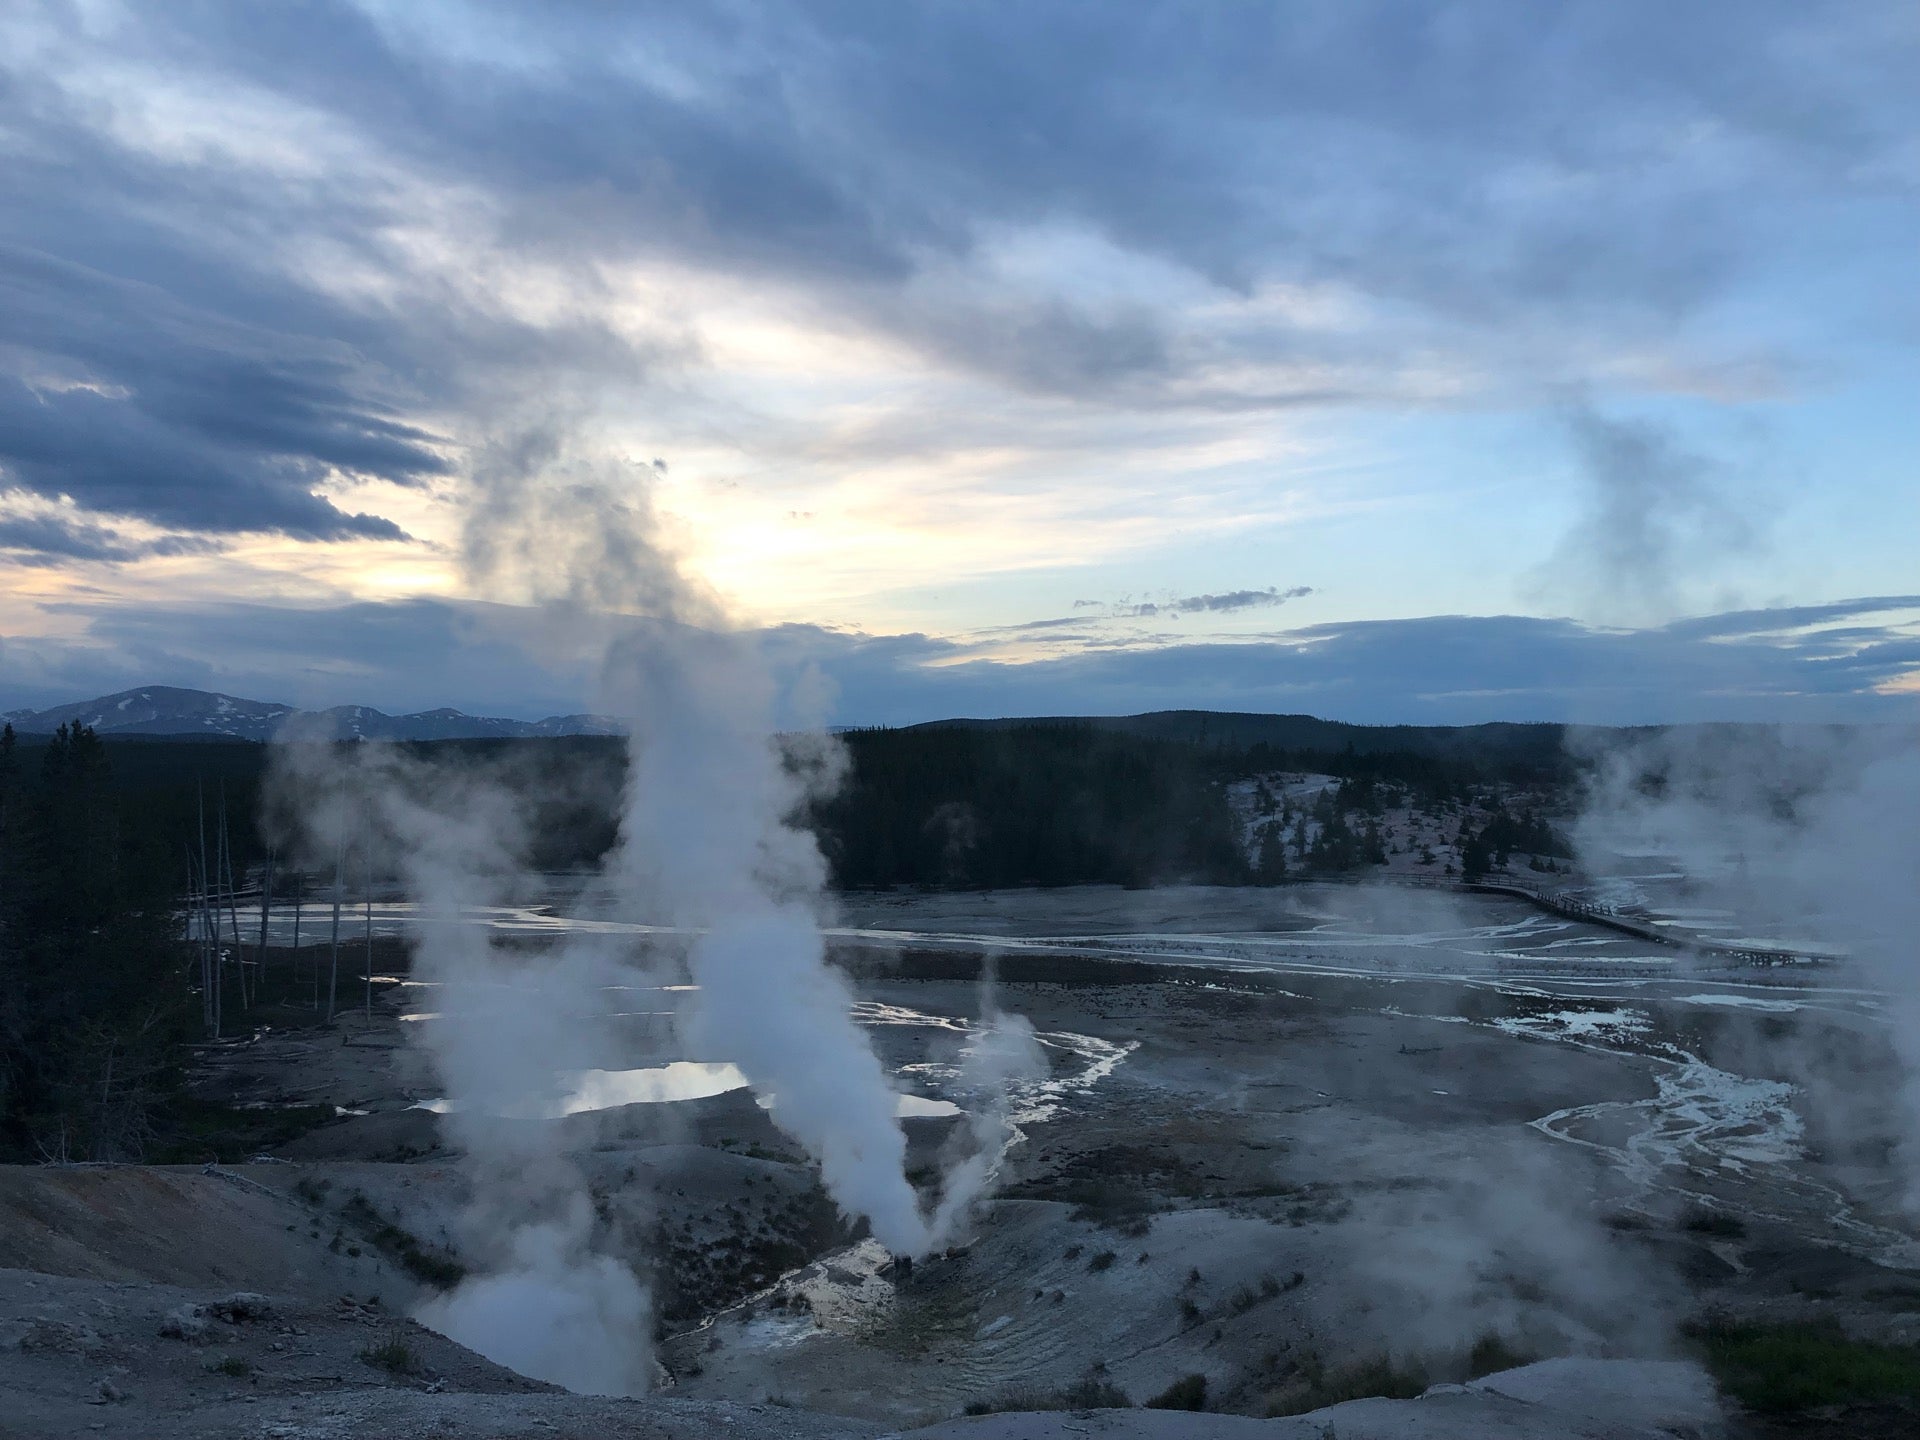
(0, 723, 189, 1161)
(0, 717, 1581, 903)
(816, 724, 1250, 889)
(0, 712, 1592, 1157)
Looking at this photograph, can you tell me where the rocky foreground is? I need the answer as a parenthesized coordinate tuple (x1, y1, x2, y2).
(2, 1262, 1718, 1439)
(0, 1149, 1725, 1438)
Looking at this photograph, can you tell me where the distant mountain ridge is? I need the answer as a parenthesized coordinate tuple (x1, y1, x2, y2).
(0, 686, 621, 742)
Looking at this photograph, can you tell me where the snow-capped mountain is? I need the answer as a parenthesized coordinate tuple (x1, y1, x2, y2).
(1, 687, 621, 742)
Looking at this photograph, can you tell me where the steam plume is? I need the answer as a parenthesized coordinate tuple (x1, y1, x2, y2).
(272, 435, 1033, 1391)
(1575, 723, 1920, 1210)
(929, 999, 1047, 1243)
(270, 738, 655, 1394)
(1534, 409, 1755, 626)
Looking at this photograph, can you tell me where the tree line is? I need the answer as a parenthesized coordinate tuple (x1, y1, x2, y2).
(0, 716, 1581, 1157)
(0, 723, 190, 1161)
(817, 723, 1251, 889)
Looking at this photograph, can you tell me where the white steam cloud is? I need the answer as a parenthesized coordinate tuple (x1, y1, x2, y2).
(930, 1000, 1048, 1242)
(270, 435, 1034, 1391)
(416, 1212, 654, 1397)
(271, 737, 656, 1394)
(1575, 722, 1920, 1209)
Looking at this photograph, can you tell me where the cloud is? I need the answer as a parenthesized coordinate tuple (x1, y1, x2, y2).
(5, 595, 1916, 728)
(0, 500, 219, 566)
(1, 0, 1914, 625)
(1153, 586, 1316, 616)
(1660, 596, 1920, 640)
(1008, 585, 1314, 632)
(0, 242, 446, 544)
(0, 45, 661, 555)
(9, 3, 1917, 435)
(811, 610, 1920, 727)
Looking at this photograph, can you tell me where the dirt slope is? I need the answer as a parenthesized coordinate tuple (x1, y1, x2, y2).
(0, 1165, 411, 1300)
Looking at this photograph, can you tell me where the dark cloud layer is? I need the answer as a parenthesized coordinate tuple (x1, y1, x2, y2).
(0, 507, 218, 566)
(1149, 586, 1316, 617)
(3, 2, 1915, 553)
(5, 597, 1915, 728)
(0, 238, 439, 540)
(1009, 585, 1314, 633)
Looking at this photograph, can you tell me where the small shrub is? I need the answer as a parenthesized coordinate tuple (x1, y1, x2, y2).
(1145, 1373, 1208, 1411)
(1467, 1332, 1533, 1378)
(209, 1355, 250, 1377)
(399, 1248, 466, 1287)
(1681, 1207, 1747, 1239)
(963, 1374, 1132, 1414)
(1688, 1315, 1920, 1413)
(359, 1332, 417, 1376)
(1266, 1354, 1429, 1416)
(1087, 1250, 1117, 1272)
(338, 1194, 466, 1288)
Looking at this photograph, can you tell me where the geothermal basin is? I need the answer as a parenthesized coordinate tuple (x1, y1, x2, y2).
(171, 880, 1919, 1427)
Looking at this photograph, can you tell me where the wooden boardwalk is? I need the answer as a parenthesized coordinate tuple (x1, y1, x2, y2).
(1460, 878, 1827, 969)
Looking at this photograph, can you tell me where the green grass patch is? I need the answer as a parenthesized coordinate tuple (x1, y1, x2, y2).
(340, 1193, 467, 1288)
(1681, 1206, 1748, 1239)
(962, 1374, 1132, 1414)
(1466, 1332, 1536, 1379)
(1145, 1373, 1208, 1410)
(1689, 1316, 1920, 1413)
(1253, 1331, 1536, 1418)
(359, 1331, 418, 1376)
(1265, 1354, 1430, 1416)
(147, 1097, 338, 1163)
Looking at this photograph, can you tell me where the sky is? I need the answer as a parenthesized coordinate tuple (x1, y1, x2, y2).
(2, 1, 1917, 725)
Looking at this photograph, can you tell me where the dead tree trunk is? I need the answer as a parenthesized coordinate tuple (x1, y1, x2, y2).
(363, 811, 375, 1020)
(218, 796, 246, 1010)
(189, 846, 212, 1035)
(255, 848, 275, 1006)
(291, 872, 307, 1006)
(327, 842, 343, 1022)
(198, 784, 220, 1039)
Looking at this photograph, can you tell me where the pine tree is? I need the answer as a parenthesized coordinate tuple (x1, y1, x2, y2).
(1256, 822, 1288, 884)
(1461, 826, 1492, 882)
